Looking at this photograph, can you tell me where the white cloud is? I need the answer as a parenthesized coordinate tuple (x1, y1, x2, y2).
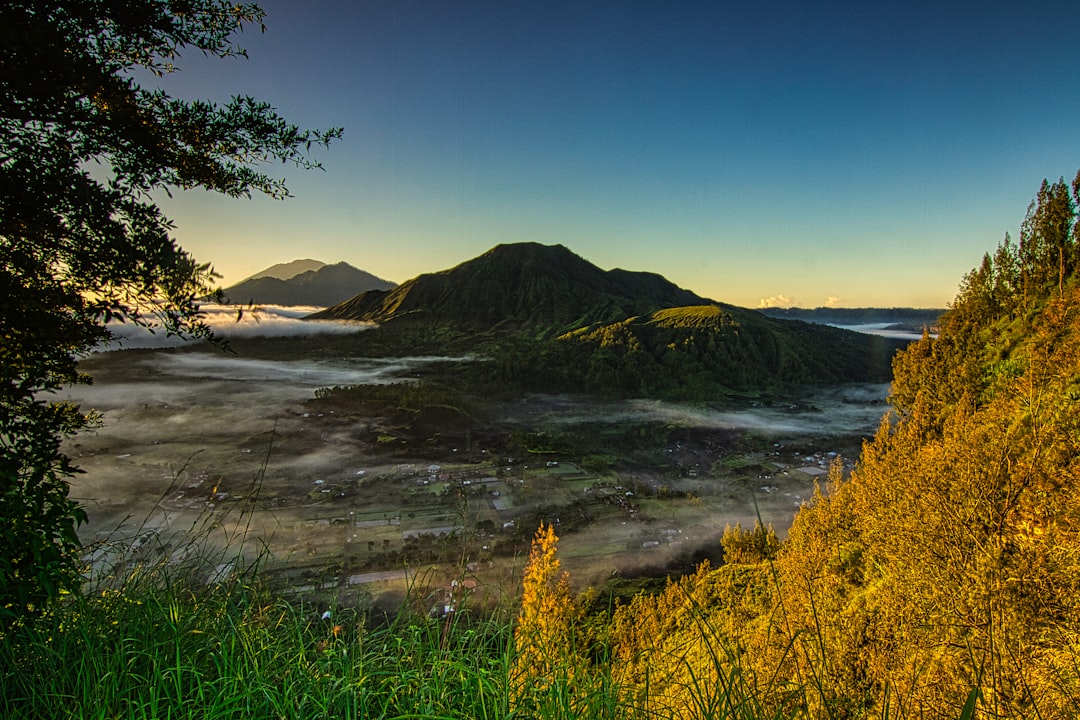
(101, 304, 372, 350)
(823, 296, 843, 308)
(757, 294, 799, 309)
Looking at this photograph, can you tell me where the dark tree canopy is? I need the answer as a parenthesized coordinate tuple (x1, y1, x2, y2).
(0, 0, 340, 623)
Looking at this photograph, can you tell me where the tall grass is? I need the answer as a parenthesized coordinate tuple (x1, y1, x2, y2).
(0, 557, 991, 719)
(0, 559, 518, 720)
(0, 548, 807, 720)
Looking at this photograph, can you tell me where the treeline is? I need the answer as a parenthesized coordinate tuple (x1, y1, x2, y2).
(510, 172, 1080, 718)
(313, 382, 463, 412)
(892, 172, 1080, 426)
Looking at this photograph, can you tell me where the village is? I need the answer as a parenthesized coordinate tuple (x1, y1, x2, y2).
(140, 439, 849, 615)
(64, 348, 875, 617)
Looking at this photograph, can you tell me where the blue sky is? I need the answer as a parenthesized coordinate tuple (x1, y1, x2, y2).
(152, 0, 1080, 308)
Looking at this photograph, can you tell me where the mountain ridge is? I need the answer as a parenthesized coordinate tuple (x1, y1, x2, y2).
(310, 242, 709, 338)
(309, 242, 900, 395)
(223, 261, 396, 307)
(240, 258, 326, 282)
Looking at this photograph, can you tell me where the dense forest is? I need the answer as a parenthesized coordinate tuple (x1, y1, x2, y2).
(511, 172, 1080, 718)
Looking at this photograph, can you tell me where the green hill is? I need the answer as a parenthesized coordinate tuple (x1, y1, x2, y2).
(310, 242, 707, 338)
(311, 242, 901, 395)
(552, 303, 898, 397)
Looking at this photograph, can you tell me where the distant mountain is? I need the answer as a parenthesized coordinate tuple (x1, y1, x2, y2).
(310, 243, 707, 338)
(222, 262, 396, 307)
(757, 307, 943, 333)
(308, 243, 902, 395)
(241, 258, 327, 282)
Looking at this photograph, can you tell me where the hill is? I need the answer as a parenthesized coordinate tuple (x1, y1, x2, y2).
(222, 261, 396, 307)
(311, 242, 901, 395)
(553, 303, 899, 396)
(310, 242, 707, 337)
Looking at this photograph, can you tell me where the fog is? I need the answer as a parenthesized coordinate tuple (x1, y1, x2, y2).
(61, 343, 890, 598)
(68, 352, 460, 408)
(508, 384, 890, 438)
(103, 304, 369, 349)
(60, 350, 468, 546)
(832, 323, 926, 341)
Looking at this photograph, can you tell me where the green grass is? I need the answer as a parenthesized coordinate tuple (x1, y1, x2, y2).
(0, 556, 988, 720)
(1, 564, 517, 720)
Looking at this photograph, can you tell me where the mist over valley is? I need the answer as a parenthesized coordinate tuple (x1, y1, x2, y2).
(67, 248, 911, 608)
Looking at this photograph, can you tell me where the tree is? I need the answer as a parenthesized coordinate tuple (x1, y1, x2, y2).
(1019, 178, 1076, 301)
(0, 1, 340, 623)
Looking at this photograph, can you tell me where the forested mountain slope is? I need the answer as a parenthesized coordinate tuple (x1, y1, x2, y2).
(515, 172, 1080, 718)
(310, 242, 708, 337)
(311, 242, 900, 396)
(760, 173, 1080, 717)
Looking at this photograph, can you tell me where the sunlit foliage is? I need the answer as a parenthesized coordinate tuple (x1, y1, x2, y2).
(519, 171, 1080, 719)
(512, 523, 585, 713)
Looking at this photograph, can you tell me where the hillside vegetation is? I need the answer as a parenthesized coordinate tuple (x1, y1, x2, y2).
(553, 304, 897, 397)
(312, 242, 900, 397)
(311, 242, 709, 336)
(511, 172, 1080, 718)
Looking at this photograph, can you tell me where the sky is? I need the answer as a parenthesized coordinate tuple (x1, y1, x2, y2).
(148, 0, 1080, 309)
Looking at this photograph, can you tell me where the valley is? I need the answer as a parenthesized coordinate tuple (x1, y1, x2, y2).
(65, 339, 889, 615)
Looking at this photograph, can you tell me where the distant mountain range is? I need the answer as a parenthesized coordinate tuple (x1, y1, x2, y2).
(309, 243, 902, 396)
(222, 261, 395, 307)
(758, 307, 943, 332)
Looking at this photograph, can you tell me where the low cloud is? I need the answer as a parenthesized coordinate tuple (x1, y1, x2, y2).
(102, 304, 371, 350)
(757, 294, 799, 309)
(506, 385, 890, 438)
(823, 296, 843, 308)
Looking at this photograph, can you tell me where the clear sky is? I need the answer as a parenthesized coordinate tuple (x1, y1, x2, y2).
(149, 0, 1080, 309)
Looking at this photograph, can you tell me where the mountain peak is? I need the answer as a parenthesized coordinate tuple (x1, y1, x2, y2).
(479, 242, 574, 261)
(241, 259, 326, 282)
(311, 242, 708, 337)
(223, 261, 395, 307)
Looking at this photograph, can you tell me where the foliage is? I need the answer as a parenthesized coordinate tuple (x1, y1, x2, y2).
(503, 171, 1080, 719)
(0, 548, 786, 720)
(513, 523, 586, 711)
(720, 521, 781, 565)
(556, 305, 899, 399)
(743, 172, 1080, 717)
(0, 1, 339, 623)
